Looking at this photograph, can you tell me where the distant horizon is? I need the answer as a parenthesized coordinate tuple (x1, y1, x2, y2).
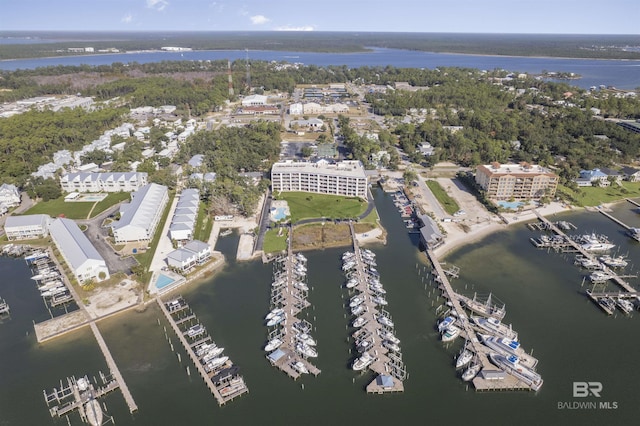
(1, 0, 638, 35)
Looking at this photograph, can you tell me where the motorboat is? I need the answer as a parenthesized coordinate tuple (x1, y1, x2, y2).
(352, 351, 374, 371)
(580, 233, 615, 252)
(626, 227, 640, 242)
(84, 398, 103, 426)
(352, 316, 368, 328)
(369, 284, 386, 294)
(373, 296, 388, 306)
(437, 316, 456, 333)
(462, 363, 481, 381)
(196, 343, 217, 357)
(186, 324, 205, 338)
(39, 281, 64, 292)
(266, 314, 285, 327)
(296, 342, 318, 358)
(272, 279, 285, 288)
(382, 340, 400, 352)
(202, 347, 225, 362)
(293, 321, 311, 334)
(295, 333, 317, 346)
(479, 334, 520, 356)
(293, 281, 309, 291)
(205, 356, 229, 371)
(342, 251, 354, 259)
(599, 255, 628, 268)
(590, 271, 614, 282)
(441, 326, 461, 342)
(265, 308, 284, 320)
(292, 361, 309, 374)
(471, 316, 518, 340)
(349, 296, 364, 308)
(342, 261, 356, 271)
(489, 353, 543, 391)
(351, 304, 365, 316)
(456, 349, 473, 369)
(346, 278, 359, 289)
(378, 329, 400, 345)
(356, 338, 374, 353)
(264, 337, 283, 352)
(295, 253, 307, 262)
(616, 298, 634, 314)
(377, 315, 394, 328)
(41, 287, 67, 298)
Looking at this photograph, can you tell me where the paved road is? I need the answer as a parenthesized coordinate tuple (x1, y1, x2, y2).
(254, 188, 272, 252)
(416, 174, 447, 219)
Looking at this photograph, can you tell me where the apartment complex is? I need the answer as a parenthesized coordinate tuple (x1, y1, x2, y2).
(60, 172, 148, 193)
(475, 163, 558, 200)
(271, 160, 368, 199)
(4, 214, 51, 241)
(112, 183, 169, 243)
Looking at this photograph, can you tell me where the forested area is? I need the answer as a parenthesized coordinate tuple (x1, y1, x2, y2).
(178, 121, 282, 215)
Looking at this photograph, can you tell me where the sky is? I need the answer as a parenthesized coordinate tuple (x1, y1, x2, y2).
(1, 0, 639, 34)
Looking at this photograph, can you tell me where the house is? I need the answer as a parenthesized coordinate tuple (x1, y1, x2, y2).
(417, 214, 444, 250)
(4, 214, 51, 240)
(0, 183, 21, 208)
(621, 166, 640, 182)
(576, 168, 619, 187)
(165, 239, 211, 272)
(112, 183, 169, 243)
(188, 154, 204, 169)
(49, 218, 109, 283)
(419, 143, 435, 157)
(190, 172, 217, 183)
(169, 189, 199, 243)
(183, 240, 212, 263)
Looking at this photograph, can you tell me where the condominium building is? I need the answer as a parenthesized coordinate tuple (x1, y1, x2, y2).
(112, 183, 169, 243)
(4, 214, 51, 240)
(60, 172, 148, 193)
(475, 162, 558, 200)
(271, 159, 368, 199)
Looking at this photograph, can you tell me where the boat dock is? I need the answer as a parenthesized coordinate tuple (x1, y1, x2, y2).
(626, 198, 640, 209)
(343, 223, 406, 394)
(264, 234, 321, 379)
(43, 373, 118, 424)
(157, 296, 249, 405)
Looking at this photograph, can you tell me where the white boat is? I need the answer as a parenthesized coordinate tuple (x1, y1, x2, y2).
(205, 355, 229, 371)
(187, 324, 205, 338)
(351, 304, 365, 316)
(296, 332, 317, 346)
(626, 227, 640, 242)
(266, 314, 285, 327)
(84, 398, 103, 426)
(296, 342, 318, 358)
(295, 253, 307, 262)
(356, 338, 374, 353)
(202, 347, 225, 362)
(294, 281, 309, 291)
(377, 315, 394, 328)
(264, 337, 283, 352)
(489, 353, 543, 391)
(479, 334, 521, 356)
(437, 316, 456, 333)
(462, 363, 481, 381)
(293, 321, 311, 333)
(342, 261, 356, 271)
(346, 278, 359, 289)
(378, 329, 400, 345)
(272, 279, 285, 288)
(265, 308, 284, 320)
(471, 316, 518, 340)
(382, 340, 400, 352)
(41, 287, 67, 298)
(441, 325, 461, 342)
(349, 296, 364, 308)
(373, 296, 388, 306)
(580, 233, 615, 252)
(39, 281, 64, 292)
(352, 316, 368, 328)
(196, 343, 217, 357)
(295, 264, 307, 273)
(31, 272, 58, 281)
(369, 284, 386, 294)
(616, 298, 634, 314)
(292, 361, 309, 374)
(589, 271, 615, 282)
(599, 255, 628, 268)
(352, 351, 374, 371)
(456, 349, 473, 369)
(342, 251, 354, 259)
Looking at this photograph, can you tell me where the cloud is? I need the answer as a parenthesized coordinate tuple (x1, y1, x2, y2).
(250, 15, 270, 25)
(121, 13, 133, 24)
(274, 25, 315, 31)
(146, 0, 169, 11)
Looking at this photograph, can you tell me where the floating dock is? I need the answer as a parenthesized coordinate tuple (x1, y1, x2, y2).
(43, 373, 117, 424)
(157, 297, 249, 405)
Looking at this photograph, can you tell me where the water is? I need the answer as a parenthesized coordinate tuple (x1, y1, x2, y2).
(1, 191, 639, 424)
(1, 48, 639, 89)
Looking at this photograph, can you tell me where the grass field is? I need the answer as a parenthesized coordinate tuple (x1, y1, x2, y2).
(276, 192, 368, 223)
(193, 203, 214, 242)
(263, 227, 289, 254)
(558, 182, 640, 207)
(24, 192, 131, 219)
(425, 180, 460, 215)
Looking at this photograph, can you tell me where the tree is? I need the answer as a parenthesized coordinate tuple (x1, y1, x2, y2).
(301, 146, 313, 158)
(403, 168, 418, 184)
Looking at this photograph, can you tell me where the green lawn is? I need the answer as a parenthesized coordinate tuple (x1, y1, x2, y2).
(275, 192, 368, 223)
(558, 182, 640, 207)
(134, 192, 175, 283)
(23, 192, 131, 219)
(193, 203, 213, 242)
(425, 180, 460, 215)
(263, 227, 289, 253)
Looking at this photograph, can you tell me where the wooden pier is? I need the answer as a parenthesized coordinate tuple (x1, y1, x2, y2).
(625, 198, 640, 209)
(44, 373, 118, 424)
(157, 297, 249, 405)
(598, 208, 631, 230)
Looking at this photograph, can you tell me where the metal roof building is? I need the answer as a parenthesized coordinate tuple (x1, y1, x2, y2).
(169, 189, 199, 242)
(4, 214, 52, 241)
(112, 183, 169, 243)
(49, 218, 109, 283)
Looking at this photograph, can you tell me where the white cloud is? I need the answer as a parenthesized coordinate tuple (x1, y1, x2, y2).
(274, 25, 315, 31)
(250, 15, 270, 25)
(121, 13, 133, 24)
(147, 0, 169, 11)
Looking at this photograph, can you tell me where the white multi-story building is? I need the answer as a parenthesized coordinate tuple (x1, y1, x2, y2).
(4, 214, 51, 240)
(271, 160, 368, 199)
(475, 162, 559, 200)
(166, 240, 212, 272)
(0, 183, 20, 208)
(60, 172, 148, 193)
(241, 94, 267, 106)
(112, 183, 169, 243)
(49, 218, 109, 283)
(169, 189, 199, 242)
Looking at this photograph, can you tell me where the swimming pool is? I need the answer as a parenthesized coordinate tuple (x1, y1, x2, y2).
(156, 273, 176, 289)
(271, 207, 288, 221)
(497, 200, 524, 210)
(81, 194, 108, 202)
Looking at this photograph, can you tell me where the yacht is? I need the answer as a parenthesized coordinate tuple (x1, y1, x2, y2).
(626, 227, 640, 242)
(377, 315, 394, 328)
(196, 343, 217, 357)
(616, 298, 634, 314)
(41, 287, 67, 298)
(489, 353, 543, 391)
(295, 253, 307, 262)
(373, 296, 388, 306)
(349, 296, 364, 308)
(352, 351, 374, 371)
(296, 333, 317, 346)
(296, 342, 318, 358)
(186, 324, 205, 338)
(437, 316, 456, 333)
(351, 304, 365, 316)
(580, 233, 615, 252)
(462, 363, 481, 381)
(272, 279, 285, 288)
(378, 329, 400, 345)
(264, 337, 283, 352)
(456, 349, 473, 369)
(202, 347, 225, 362)
(352, 316, 368, 328)
(205, 356, 229, 371)
(292, 361, 309, 374)
(342, 261, 356, 271)
(369, 284, 386, 294)
(293, 321, 311, 334)
(479, 334, 520, 356)
(589, 271, 614, 282)
(382, 340, 401, 353)
(266, 314, 285, 327)
(265, 308, 284, 320)
(599, 255, 628, 268)
(356, 338, 374, 353)
(441, 325, 461, 342)
(342, 251, 354, 260)
(294, 281, 309, 291)
(471, 316, 518, 341)
(346, 278, 359, 289)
